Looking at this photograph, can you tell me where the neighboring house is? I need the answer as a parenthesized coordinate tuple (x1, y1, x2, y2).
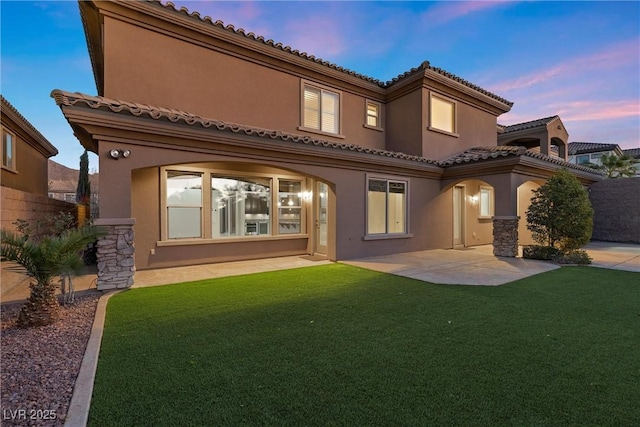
(1, 95, 74, 233)
(568, 142, 624, 167)
(1, 95, 57, 196)
(52, 0, 601, 290)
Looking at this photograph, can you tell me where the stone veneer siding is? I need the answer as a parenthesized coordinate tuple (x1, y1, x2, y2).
(492, 216, 519, 257)
(94, 218, 136, 290)
(589, 177, 640, 243)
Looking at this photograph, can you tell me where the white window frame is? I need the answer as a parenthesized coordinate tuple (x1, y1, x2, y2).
(364, 100, 383, 131)
(2, 126, 17, 171)
(428, 92, 459, 137)
(364, 175, 411, 240)
(299, 80, 344, 138)
(478, 186, 494, 219)
(164, 170, 204, 240)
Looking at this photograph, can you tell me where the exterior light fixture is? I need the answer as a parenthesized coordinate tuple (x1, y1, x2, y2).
(109, 149, 132, 159)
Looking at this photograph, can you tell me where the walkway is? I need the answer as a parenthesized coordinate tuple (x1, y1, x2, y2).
(2, 242, 638, 304)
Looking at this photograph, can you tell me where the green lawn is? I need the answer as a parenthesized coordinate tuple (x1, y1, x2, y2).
(89, 264, 639, 426)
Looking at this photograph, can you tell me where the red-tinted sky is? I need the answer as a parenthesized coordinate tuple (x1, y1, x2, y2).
(2, 1, 638, 168)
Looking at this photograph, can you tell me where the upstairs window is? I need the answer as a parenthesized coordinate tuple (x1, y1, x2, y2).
(2, 128, 16, 170)
(365, 100, 382, 130)
(576, 155, 590, 164)
(302, 83, 340, 135)
(429, 94, 457, 135)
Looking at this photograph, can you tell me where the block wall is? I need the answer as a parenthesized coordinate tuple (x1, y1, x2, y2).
(589, 177, 640, 243)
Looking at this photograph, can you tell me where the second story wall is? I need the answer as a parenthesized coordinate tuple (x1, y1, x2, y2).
(100, 11, 386, 152)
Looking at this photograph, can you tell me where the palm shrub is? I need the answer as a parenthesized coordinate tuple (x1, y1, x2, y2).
(1, 226, 104, 327)
(526, 169, 594, 255)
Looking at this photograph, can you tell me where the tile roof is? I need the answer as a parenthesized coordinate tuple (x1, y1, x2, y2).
(150, 1, 512, 106)
(50, 90, 599, 177)
(568, 142, 620, 155)
(622, 148, 640, 158)
(50, 90, 439, 166)
(440, 146, 602, 175)
(498, 116, 560, 134)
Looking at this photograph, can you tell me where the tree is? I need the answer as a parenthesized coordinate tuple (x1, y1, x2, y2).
(526, 169, 593, 253)
(1, 225, 104, 327)
(76, 150, 92, 226)
(592, 153, 639, 178)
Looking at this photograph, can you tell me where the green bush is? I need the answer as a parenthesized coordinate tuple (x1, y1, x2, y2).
(555, 250, 592, 265)
(526, 169, 593, 253)
(523, 245, 562, 260)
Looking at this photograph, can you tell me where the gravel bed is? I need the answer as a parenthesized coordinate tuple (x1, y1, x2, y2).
(1, 292, 101, 426)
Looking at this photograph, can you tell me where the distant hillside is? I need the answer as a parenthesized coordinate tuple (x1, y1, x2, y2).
(48, 160, 99, 193)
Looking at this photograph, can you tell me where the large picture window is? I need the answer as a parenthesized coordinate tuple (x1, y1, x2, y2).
(302, 83, 340, 135)
(367, 178, 407, 235)
(167, 171, 203, 239)
(212, 176, 271, 238)
(163, 168, 305, 241)
(429, 94, 456, 135)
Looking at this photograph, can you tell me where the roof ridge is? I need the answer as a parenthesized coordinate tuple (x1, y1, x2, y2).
(498, 115, 559, 129)
(50, 90, 439, 166)
(148, 1, 511, 106)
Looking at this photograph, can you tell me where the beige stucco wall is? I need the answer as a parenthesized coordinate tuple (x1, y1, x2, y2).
(102, 16, 386, 152)
(0, 132, 49, 196)
(517, 181, 540, 246)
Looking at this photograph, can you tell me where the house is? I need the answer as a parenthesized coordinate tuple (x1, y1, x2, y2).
(1, 95, 73, 232)
(568, 142, 624, 166)
(52, 0, 601, 290)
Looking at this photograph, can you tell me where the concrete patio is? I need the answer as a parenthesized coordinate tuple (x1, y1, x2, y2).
(2, 241, 638, 304)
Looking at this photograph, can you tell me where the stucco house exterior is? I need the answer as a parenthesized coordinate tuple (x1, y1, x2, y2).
(52, 0, 601, 290)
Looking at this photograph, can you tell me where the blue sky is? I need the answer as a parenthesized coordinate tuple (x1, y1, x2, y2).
(1, 1, 639, 169)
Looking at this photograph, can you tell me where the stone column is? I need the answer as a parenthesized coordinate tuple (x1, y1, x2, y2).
(492, 216, 519, 257)
(94, 218, 136, 290)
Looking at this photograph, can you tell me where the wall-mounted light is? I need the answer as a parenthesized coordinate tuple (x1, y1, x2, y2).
(469, 195, 479, 205)
(109, 149, 131, 159)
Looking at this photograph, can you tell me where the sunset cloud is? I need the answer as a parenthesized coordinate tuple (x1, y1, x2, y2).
(491, 39, 639, 93)
(420, 1, 513, 26)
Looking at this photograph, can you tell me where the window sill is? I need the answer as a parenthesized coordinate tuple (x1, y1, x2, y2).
(1, 165, 17, 174)
(363, 124, 383, 132)
(427, 126, 460, 138)
(363, 233, 413, 241)
(478, 216, 493, 221)
(297, 126, 345, 139)
(157, 234, 309, 247)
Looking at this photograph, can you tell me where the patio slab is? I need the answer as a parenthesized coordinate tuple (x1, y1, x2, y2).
(343, 246, 560, 286)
